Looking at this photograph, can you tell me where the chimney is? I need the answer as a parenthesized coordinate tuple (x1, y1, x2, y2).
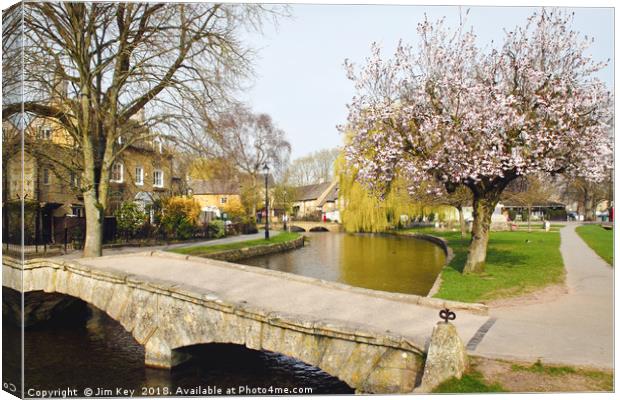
(51, 66, 68, 100)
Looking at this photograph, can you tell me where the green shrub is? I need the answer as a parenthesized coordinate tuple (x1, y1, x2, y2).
(237, 215, 258, 234)
(207, 220, 226, 238)
(507, 209, 517, 222)
(115, 202, 147, 240)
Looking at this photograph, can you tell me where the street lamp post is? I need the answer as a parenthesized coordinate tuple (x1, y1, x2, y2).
(283, 190, 288, 232)
(263, 163, 270, 240)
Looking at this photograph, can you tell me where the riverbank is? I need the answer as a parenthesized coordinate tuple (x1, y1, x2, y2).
(399, 228, 565, 303)
(170, 231, 302, 260)
(575, 224, 613, 265)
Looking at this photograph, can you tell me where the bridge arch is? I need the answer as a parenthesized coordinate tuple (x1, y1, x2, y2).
(308, 226, 329, 232)
(289, 225, 306, 232)
(172, 342, 354, 392)
(4, 256, 424, 393)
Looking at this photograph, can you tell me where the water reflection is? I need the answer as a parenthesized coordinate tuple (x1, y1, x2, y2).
(242, 233, 446, 296)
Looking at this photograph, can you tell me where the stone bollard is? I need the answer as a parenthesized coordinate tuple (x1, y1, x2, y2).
(416, 320, 468, 392)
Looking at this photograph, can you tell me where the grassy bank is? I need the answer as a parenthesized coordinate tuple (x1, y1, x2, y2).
(433, 358, 612, 393)
(170, 232, 301, 256)
(576, 225, 613, 265)
(401, 229, 564, 303)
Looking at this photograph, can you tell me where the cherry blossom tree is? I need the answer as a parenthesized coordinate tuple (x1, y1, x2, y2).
(342, 9, 613, 273)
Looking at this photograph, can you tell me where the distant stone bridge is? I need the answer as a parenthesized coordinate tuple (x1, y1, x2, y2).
(289, 221, 342, 232)
(2, 252, 488, 393)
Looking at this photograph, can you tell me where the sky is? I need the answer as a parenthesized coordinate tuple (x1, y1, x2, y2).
(240, 5, 614, 160)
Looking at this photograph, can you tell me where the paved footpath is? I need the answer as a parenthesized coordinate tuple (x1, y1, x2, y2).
(473, 223, 613, 369)
(58, 229, 280, 259)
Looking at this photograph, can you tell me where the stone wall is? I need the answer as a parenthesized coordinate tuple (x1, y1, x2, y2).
(3, 255, 425, 393)
(205, 235, 305, 262)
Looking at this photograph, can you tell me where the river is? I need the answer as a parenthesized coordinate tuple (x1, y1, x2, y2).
(242, 232, 446, 296)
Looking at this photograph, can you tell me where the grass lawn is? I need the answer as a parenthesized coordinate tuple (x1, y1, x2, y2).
(575, 225, 613, 265)
(401, 229, 565, 303)
(433, 371, 506, 393)
(170, 231, 301, 256)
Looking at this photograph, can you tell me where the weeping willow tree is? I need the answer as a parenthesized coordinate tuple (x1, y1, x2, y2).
(337, 154, 453, 232)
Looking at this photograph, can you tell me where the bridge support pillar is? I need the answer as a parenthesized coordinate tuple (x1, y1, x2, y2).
(145, 338, 192, 369)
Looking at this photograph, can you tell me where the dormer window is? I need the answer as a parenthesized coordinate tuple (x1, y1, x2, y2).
(110, 162, 124, 183)
(40, 126, 52, 140)
(153, 137, 163, 153)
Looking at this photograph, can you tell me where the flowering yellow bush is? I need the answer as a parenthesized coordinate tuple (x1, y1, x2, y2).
(163, 196, 201, 222)
(221, 196, 245, 218)
(160, 196, 202, 239)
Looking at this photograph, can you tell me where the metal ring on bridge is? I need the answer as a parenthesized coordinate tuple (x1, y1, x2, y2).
(439, 308, 456, 323)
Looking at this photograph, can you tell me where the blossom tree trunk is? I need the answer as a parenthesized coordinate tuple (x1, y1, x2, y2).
(463, 183, 506, 274)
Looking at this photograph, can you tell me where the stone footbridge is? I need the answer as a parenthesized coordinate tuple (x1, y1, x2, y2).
(288, 221, 342, 232)
(3, 252, 489, 393)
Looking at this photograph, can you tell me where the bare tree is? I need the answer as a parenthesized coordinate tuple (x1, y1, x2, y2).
(443, 187, 471, 238)
(562, 176, 612, 221)
(502, 176, 552, 231)
(195, 105, 291, 215)
(3, 3, 282, 256)
(289, 148, 340, 186)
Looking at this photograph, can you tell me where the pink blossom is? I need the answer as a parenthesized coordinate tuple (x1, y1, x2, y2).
(341, 9, 613, 197)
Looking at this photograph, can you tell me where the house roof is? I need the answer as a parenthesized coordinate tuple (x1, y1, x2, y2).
(189, 179, 240, 195)
(318, 184, 339, 206)
(294, 182, 334, 201)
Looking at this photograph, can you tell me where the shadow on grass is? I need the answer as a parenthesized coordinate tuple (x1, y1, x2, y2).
(443, 236, 536, 273)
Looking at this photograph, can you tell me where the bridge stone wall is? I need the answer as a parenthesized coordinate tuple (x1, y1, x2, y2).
(3, 256, 423, 393)
(204, 236, 305, 262)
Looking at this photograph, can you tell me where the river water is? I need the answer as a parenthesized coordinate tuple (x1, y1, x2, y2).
(4, 233, 445, 397)
(242, 232, 446, 296)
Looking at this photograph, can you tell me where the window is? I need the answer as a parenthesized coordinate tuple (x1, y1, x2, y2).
(40, 126, 52, 140)
(42, 168, 50, 185)
(135, 166, 144, 185)
(220, 196, 228, 204)
(153, 169, 164, 188)
(110, 163, 124, 183)
(71, 206, 84, 217)
(117, 136, 123, 145)
(70, 171, 80, 188)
